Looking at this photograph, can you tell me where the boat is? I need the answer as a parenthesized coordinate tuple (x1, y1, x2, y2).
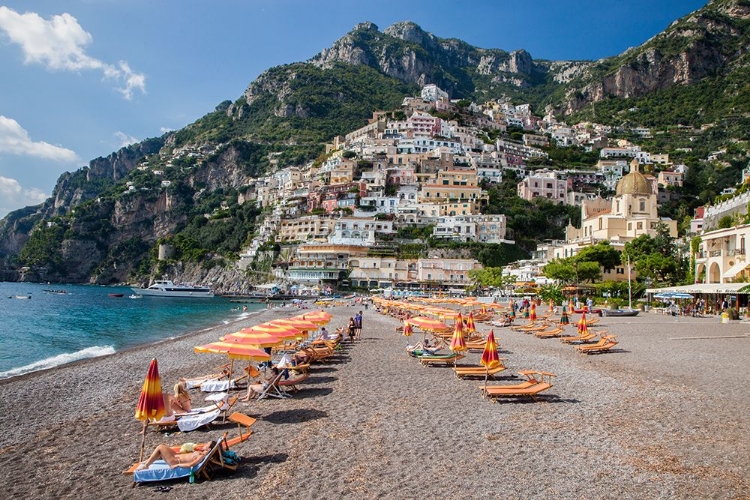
(14, 295, 31, 299)
(603, 309, 640, 317)
(131, 280, 214, 298)
(43, 289, 68, 295)
(128, 294, 143, 299)
(108, 293, 124, 298)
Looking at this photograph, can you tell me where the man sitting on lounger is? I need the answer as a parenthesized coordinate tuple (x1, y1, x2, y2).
(240, 367, 280, 401)
(137, 441, 215, 471)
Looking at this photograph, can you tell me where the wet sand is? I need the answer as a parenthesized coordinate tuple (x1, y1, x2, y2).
(1, 306, 749, 499)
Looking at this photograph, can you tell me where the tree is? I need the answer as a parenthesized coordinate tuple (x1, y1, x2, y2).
(542, 259, 576, 283)
(574, 241, 621, 270)
(468, 267, 511, 289)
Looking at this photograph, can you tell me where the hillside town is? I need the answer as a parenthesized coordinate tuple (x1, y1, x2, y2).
(127, 84, 749, 295)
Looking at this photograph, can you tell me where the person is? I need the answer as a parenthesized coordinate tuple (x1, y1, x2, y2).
(240, 366, 280, 401)
(347, 317, 356, 342)
(169, 380, 191, 414)
(137, 441, 215, 471)
(319, 327, 332, 341)
(354, 311, 363, 339)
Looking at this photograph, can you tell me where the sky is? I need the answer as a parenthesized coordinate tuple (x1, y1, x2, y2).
(0, 0, 708, 218)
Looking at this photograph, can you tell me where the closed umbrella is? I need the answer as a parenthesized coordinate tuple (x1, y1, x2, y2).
(465, 312, 476, 335)
(449, 315, 466, 367)
(559, 304, 570, 325)
(134, 359, 166, 461)
(480, 330, 500, 391)
(529, 302, 537, 322)
(402, 321, 414, 337)
(578, 312, 588, 335)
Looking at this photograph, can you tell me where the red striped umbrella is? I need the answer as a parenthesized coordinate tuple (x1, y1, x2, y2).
(529, 302, 537, 322)
(480, 330, 500, 370)
(449, 315, 466, 367)
(465, 312, 476, 334)
(578, 312, 588, 334)
(134, 358, 166, 461)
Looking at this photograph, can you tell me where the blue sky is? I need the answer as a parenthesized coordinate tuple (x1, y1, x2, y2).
(0, 0, 707, 218)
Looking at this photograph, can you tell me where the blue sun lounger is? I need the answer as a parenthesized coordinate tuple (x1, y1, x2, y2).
(133, 440, 223, 484)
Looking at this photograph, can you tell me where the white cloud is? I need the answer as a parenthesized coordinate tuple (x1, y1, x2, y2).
(0, 7, 146, 99)
(159, 126, 174, 134)
(0, 176, 48, 218)
(114, 131, 138, 149)
(0, 116, 78, 162)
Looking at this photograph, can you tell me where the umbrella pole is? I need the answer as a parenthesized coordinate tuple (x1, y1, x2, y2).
(138, 420, 148, 462)
(228, 359, 234, 390)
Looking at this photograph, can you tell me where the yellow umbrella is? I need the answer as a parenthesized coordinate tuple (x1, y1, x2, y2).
(578, 312, 588, 334)
(465, 312, 476, 334)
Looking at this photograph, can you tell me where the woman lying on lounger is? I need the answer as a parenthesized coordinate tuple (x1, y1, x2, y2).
(137, 441, 215, 470)
(239, 367, 280, 401)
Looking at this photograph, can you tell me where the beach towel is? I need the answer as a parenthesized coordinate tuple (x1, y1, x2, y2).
(176, 408, 221, 432)
(200, 379, 237, 392)
(133, 441, 221, 483)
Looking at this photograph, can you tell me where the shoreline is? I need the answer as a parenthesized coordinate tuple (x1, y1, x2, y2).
(0, 306, 270, 385)
(2, 307, 749, 498)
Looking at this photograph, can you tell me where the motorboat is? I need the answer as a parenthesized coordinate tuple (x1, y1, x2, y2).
(128, 294, 143, 299)
(131, 280, 214, 298)
(602, 309, 640, 317)
(108, 293, 124, 298)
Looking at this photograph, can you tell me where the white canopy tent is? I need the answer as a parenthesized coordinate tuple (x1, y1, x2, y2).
(645, 283, 750, 295)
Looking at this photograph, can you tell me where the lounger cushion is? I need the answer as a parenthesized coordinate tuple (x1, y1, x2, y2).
(133, 441, 221, 483)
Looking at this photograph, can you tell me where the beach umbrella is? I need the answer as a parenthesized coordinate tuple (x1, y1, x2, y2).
(481, 304, 487, 315)
(577, 312, 588, 335)
(548, 299, 555, 313)
(449, 315, 466, 367)
(195, 341, 272, 391)
(559, 304, 570, 325)
(221, 330, 285, 346)
(270, 318, 318, 331)
(465, 312, 476, 335)
(568, 298, 575, 312)
(480, 330, 500, 391)
(246, 323, 302, 339)
(529, 302, 537, 322)
(297, 310, 333, 325)
(134, 358, 166, 461)
(406, 316, 451, 332)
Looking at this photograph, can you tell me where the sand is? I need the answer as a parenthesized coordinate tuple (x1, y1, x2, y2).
(1, 305, 749, 499)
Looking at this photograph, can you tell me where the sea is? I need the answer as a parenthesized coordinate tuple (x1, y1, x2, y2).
(0, 282, 264, 380)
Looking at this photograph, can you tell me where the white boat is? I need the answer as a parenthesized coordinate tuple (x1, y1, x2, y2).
(128, 294, 143, 299)
(131, 280, 214, 298)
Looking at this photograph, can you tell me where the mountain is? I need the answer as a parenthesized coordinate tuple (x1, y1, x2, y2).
(1, 0, 749, 285)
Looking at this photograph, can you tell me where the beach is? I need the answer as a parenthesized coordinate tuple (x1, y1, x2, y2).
(1, 305, 749, 499)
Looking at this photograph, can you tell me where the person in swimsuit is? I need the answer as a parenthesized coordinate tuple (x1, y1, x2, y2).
(136, 441, 215, 470)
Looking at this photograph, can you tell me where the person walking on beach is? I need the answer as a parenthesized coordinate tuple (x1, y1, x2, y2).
(354, 311, 362, 339)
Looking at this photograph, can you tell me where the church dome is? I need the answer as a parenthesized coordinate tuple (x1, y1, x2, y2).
(616, 165, 652, 196)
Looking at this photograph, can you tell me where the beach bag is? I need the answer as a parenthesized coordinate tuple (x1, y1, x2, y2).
(222, 450, 240, 466)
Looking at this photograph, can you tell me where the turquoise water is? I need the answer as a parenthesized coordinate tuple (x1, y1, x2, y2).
(0, 282, 263, 379)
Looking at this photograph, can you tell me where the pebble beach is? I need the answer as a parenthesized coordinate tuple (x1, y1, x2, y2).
(1, 305, 749, 499)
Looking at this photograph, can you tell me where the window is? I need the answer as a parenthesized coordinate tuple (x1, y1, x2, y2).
(639, 200, 646, 211)
(628, 223, 632, 230)
(637, 222, 643, 230)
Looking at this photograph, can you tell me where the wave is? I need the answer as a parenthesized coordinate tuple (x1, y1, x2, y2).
(0, 345, 116, 379)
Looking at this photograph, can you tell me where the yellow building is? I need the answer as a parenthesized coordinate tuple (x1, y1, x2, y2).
(561, 159, 677, 258)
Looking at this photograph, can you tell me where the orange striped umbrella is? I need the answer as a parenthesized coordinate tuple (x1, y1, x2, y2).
(548, 299, 555, 313)
(296, 310, 333, 325)
(195, 341, 272, 361)
(568, 298, 575, 312)
(465, 312, 476, 334)
(529, 302, 537, 322)
(406, 316, 451, 332)
(247, 323, 302, 338)
(135, 358, 166, 460)
(270, 318, 319, 331)
(480, 330, 500, 369)
(220, 330, 285, 347)
(578, 312, 588, 334)
(449, 316, 466, 367)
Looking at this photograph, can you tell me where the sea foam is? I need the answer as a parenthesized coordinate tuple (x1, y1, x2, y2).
(0, 345, 116, 379)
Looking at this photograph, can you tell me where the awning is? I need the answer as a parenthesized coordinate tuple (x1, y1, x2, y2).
(722, 261, 750, 279)
(646, 283, 750, 295)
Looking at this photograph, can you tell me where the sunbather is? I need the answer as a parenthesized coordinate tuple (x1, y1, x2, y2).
(171, 380, 192, 413)
(240, 367, 280, 401)
(137, 441, 215, 471)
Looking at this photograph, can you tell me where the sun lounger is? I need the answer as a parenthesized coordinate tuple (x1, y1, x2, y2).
(278, 371, 310, 392)
(130, 439, 224, 484)
(576, 337, 618, 354)
(453, 364, 507, 379)
(479, 371, 556, 401)
(559, 331, 599, 344)
(419, 353, 465, 366)
(534, 327, 565, 338)
(223, 412, 257, 448)
(256, 372, 291, 399)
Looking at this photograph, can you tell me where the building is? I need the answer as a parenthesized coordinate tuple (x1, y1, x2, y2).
(517, 169, 567, 204)
(695, 225, 750, 284)
(562, 159, 678, 257)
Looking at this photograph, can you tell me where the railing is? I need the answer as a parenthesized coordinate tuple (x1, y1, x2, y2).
(709, 251, 722, 257)
(729, 249, 746, 256)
